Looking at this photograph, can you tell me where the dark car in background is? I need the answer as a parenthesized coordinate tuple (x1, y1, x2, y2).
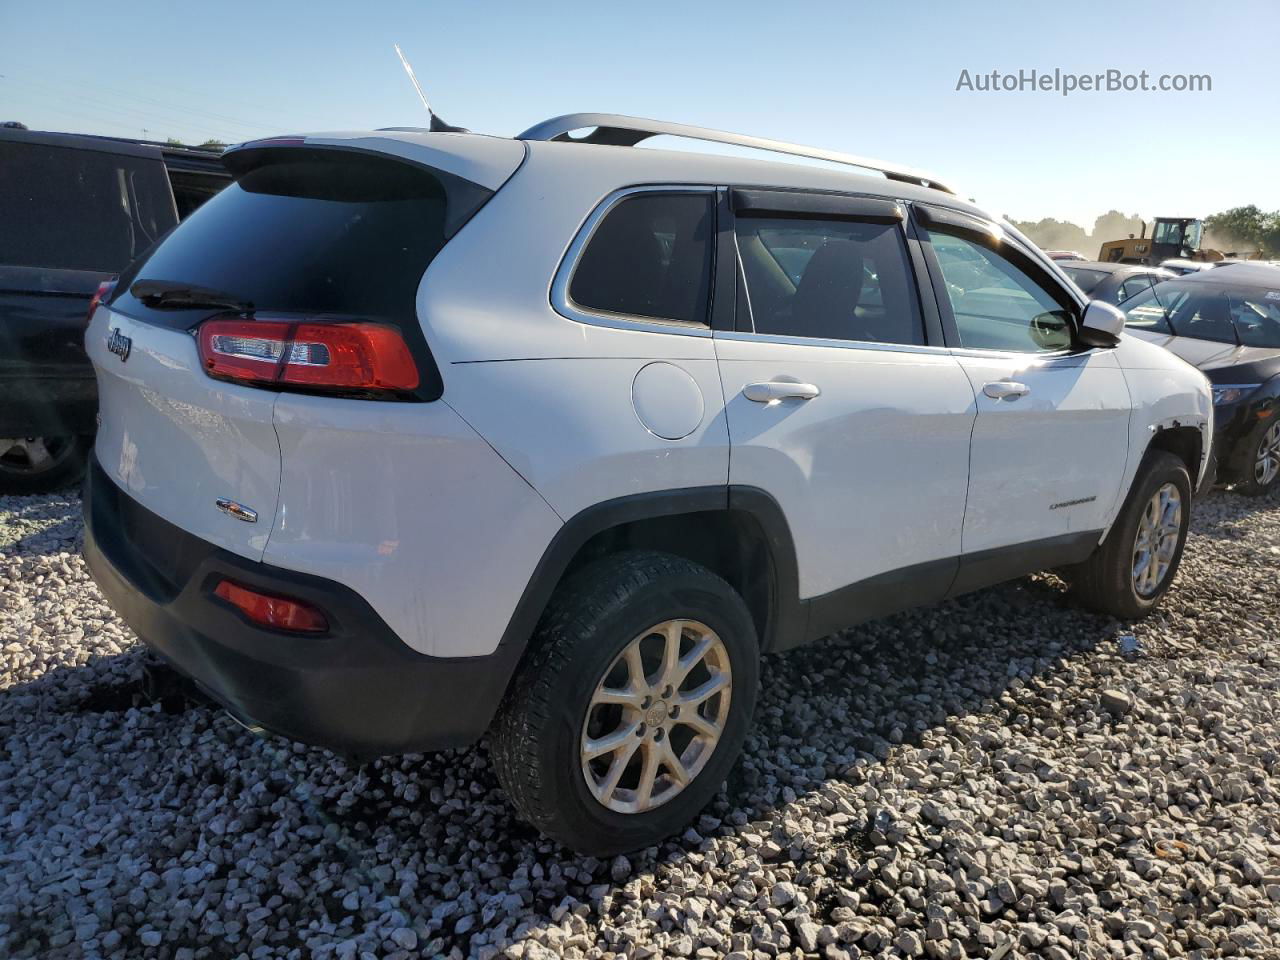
(1061, 260, 1174, 306)
(1123, 263, 1280, 495)
(0, 128, 230, 492)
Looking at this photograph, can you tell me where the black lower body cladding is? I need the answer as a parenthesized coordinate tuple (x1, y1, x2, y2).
(81, 455, 521, 758)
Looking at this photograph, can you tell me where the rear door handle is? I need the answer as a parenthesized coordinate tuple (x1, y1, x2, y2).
(983, 380, 1030, 400)
(743, 381, 821, 402)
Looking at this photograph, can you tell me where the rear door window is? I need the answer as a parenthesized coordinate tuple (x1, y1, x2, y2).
(569, 193, 714, 325)
(1061, 267, 1107, 295)
(735, 216, 923, 345)
(0, 140, 175, 272)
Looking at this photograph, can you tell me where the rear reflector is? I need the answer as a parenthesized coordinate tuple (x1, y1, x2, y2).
(214, 579, 328, 633)
(198, 318, 419, 394)
(87, 278, 117, 325)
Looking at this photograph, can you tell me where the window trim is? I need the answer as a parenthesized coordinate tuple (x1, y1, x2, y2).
(551, 184, 718, 337)
(730, 188, 905, 224)
(725, 189, 938, 351)
(913, 203, 1089, 356)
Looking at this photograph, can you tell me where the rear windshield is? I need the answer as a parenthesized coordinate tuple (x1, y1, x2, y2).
(1060, 266, 1107, 294)
(0, 140, 176, 272)
(115, 149, 480, 325)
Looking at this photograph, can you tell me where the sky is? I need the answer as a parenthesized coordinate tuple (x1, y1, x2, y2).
(2, 0, 1276, 230)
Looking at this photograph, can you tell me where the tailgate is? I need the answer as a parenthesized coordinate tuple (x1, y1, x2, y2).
(86, 305, 281, 561)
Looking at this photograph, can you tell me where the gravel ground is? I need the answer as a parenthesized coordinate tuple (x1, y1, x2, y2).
(3, 489, 1280, 960)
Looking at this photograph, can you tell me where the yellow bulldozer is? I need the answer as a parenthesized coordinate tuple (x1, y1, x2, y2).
(1098, 217, 1264, 266)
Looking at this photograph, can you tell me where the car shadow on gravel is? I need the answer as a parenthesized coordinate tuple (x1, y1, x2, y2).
(0, 517, 82, 556)
(314, 574, 1134, 957)
(0, 566, 1191, 958)
(1193, 487, 1280, 541)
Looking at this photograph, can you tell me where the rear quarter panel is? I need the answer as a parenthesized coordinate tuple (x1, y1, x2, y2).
(264, 394, 562, 659)
(418, 146, 732, 521)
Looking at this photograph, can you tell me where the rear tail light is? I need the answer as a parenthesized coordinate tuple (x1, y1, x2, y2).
(197, 318, 419, 395)
(214, 579, 328, 633)
(87, 278, 117, 324)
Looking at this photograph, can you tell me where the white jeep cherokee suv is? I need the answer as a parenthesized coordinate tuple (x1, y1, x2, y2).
(83, 114, 1212, 854)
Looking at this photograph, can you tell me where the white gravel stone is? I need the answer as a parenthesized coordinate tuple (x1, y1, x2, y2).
(3, 487, 1280, 959)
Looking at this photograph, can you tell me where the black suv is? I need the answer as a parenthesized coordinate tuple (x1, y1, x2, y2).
(0, 128, 230, 493)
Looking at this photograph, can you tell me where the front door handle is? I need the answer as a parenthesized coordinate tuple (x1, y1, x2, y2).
(983, 380, 1030, 400)
(743, 381, 821, 402)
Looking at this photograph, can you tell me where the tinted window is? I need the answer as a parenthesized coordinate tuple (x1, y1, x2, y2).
(930, 232, 1072, 352)
(0, 140, 175, 272)
(122, 151, 455, 323)
(1231, 292, 1280, 348)
(1121, 287, 1173, 334)
(736, 217, 922, 345)
(570, 193, 713, 324)
(169, 169, 229, 220)
(1153, 220, 1185, 246)
(1122, 280, 1236, 342)
(1061, 266, 1107, 295)
(1118, 274, 1155, 304)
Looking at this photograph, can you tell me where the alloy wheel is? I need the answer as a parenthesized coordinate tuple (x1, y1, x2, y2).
(1131, 482, 1182, 597)
(0, 437, 66, 474)
(1254, 421, 1280, 488)
(580, 619, 732, 814)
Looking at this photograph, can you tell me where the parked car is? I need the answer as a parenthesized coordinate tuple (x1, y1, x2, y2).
(0, 128, 230, 492)
(1060, 261, 1174, 306)
(1159, 258, 1215, 276)
(1122, 262, 1280, 495)
(82, 115, 1212, 853)
(1045, 250, 1086, 261)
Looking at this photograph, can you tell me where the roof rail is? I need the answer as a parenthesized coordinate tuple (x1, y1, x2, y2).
(518, 113, 955, 195)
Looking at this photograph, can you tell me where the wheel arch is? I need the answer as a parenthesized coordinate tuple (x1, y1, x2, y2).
(496, 486, 803, 662)
(1146, 423, 1204, 487)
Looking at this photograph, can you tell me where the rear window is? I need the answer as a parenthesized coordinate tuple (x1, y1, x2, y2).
(569, 192, 714, 325)
(0, 140, 175, 272)
(1060, 266, 1107, 294)
(119, 150, 461, 323)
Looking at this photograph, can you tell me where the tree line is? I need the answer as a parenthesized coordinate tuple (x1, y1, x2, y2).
(164, 137, 228, 150)
(1009, 207, 1279, 259)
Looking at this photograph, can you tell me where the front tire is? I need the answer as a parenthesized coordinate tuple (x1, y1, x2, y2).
(1070, 450, 1192, 619)
(490, 551, 759, 855)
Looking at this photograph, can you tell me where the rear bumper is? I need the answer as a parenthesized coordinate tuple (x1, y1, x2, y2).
(81, 455, 521, 758)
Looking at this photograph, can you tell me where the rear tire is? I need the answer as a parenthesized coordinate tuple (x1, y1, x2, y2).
(1070, 450, 1191, 619)
(490, 551, 758, 855)
(1232, 419, 1280, 497)
(0, 435, 91, 495)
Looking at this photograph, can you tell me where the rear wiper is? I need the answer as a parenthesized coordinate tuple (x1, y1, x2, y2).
(130, 279, 254, 313)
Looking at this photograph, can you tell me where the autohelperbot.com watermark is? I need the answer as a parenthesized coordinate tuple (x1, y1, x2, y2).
(955, 68, 1211, 96)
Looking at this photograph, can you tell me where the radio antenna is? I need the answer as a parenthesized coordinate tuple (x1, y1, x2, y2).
(393, 44, 467, 133)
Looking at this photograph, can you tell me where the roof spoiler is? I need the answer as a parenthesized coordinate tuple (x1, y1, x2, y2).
(518, 113, 955, 195)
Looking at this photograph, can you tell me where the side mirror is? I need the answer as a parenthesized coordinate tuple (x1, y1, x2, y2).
(1078, 300, 1125, 348)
